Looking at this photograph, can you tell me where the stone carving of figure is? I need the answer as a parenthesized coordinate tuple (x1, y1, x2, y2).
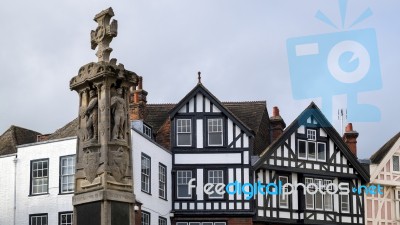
(110, 88, 126, 140)
(85, 90, 98, 140)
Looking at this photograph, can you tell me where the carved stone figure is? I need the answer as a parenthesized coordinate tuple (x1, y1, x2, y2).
(111, 88, 126, 140)
(83, 149, 99, 183)
(85, 90, 98, 140)
(109, 147, 129, 182)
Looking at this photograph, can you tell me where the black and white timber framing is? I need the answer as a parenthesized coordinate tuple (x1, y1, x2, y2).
(169, 84, 254, 217)
(253, 103, 370, 225)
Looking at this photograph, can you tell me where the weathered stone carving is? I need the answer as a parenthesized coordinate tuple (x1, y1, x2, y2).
(83, 149, 99, 183)
(111, 88, 126, 140)
(108, 146, 129, 182)
(85, 89, 98, 140)
(71, 8, 136, 224)
(90, 7, 117, 62)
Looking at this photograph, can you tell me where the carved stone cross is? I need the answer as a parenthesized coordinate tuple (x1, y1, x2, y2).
(90, 7, 118, 62)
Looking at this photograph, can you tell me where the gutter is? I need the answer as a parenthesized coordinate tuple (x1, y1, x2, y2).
(13, 156, 17, 225)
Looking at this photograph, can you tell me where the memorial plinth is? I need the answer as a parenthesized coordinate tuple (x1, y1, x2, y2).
(70, 8, 138, 225)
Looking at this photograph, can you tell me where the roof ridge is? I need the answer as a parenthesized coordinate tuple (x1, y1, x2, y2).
(222, 100, 266, 104)
(370, 131, 400, 163)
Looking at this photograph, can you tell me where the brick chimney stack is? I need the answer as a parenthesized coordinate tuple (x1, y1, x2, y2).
(343, 123, 359, 157)
(270, 106, 286, 142)
(129, 76, 148, 121)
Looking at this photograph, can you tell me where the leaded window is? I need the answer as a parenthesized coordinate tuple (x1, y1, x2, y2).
(394, 155, 400, 172)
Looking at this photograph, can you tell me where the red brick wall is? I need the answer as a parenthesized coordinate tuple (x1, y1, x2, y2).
(155, 119, 171, 150)
(227, 217, 253, 225)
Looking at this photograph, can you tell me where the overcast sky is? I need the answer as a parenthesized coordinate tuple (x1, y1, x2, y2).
(0, 0, 398, 159)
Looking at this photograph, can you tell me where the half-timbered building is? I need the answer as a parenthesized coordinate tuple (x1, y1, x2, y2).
(163, 82, 270, 225)
(253, 103, 370, 225)
(367, 132, 400, 225)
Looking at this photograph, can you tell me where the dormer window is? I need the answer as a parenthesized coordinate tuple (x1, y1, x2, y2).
(177, 119, 192, 146)
(143, 124, 152, 139)
(208, 118, 223, 146)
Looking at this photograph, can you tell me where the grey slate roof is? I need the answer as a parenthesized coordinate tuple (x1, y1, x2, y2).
(47, 118, 79, 140)
(370, 132, 400, 164)
(0, 125, 41, 155)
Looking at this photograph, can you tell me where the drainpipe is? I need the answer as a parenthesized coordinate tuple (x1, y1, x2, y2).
(13, 156, 17, 225)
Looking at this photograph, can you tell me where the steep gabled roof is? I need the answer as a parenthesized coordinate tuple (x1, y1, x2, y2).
(370, 132, 400, 164)
(253, 102, 370, 183)
(168, 83, 254, 136)
(0, 125, 41, 155)
(47, 118, 79, 140)
(223, 101, 270, 154)
(146, 104, 175, 133)
(145, 101, 269, 152)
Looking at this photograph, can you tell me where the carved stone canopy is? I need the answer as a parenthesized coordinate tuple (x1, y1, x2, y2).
(90, 7, 118, 62)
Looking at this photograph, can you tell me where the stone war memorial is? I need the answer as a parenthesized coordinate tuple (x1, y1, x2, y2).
(70, 7, 138, 225)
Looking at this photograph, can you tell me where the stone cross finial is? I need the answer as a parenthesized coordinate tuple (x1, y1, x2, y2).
(90, 7, 118, 62)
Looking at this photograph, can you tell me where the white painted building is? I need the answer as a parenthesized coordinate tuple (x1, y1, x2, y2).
(0, 153, 17, 225)
(15, 137, 76, 225)
(132, 126, 172, 225)
(0, 124, 172, 225)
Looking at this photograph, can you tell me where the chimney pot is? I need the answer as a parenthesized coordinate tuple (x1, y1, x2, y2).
(270, 106, 286, 143)
(138, 76, 143, 90)
(345, 123, 353, 132)
(343, 123, 359, 157)
(272, 106, 280, 117)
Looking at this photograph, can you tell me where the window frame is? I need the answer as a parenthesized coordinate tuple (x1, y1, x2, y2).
(317, 142, 326, 162)
(59, 211, 73, 225)
(30, 213, 48, 225)
(394, 155, 400, 172)
(304, 178, 333, 211)
(207, 118, 224, 147)
(279, 176, 289, 208)
(177, 170, 193, 199)
(141, 211, 150, 225)
(307, 129, 316, 140)
(340, 194, 350, 213)
(159, 163, 167, 200)
(207, 169, 224, 199)
(59, 155, 75, 194)
(30, 158, 49, 196)
(395, 189, 400, 220)
(143, 123, 152, 139)
(158, 216, 167, 225)
(339, 182, 350, 213)
(297, 139, 326, 162)
(176, 118, 192, 147)
(141, 153, 151, 194)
